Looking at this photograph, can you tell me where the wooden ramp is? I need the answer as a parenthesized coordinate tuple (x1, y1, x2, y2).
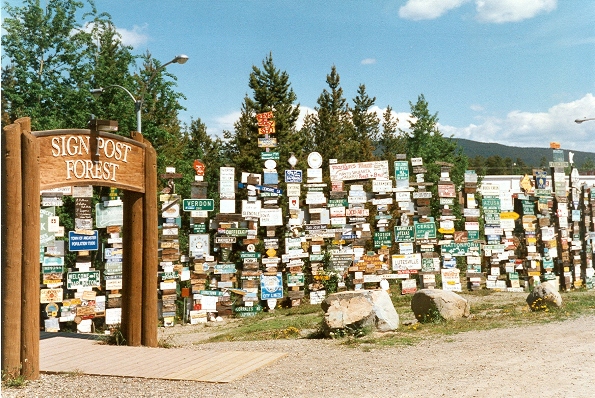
(39, 334, 286, 383)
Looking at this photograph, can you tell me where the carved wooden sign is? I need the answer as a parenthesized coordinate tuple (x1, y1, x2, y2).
(33, 130, 146, 192)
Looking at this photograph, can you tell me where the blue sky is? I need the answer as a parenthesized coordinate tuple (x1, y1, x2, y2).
(5, 0, 595, 152)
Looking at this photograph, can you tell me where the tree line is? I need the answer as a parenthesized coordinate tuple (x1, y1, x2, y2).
(2, 0, 466, 218)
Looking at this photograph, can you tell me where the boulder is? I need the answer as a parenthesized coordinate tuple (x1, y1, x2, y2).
(321, 290, 399, 336)
(411, 289, 470, 322)
(526, 282, 562, 311)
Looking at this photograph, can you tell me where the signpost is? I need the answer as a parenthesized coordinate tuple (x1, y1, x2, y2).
(182, 199, 214, 211)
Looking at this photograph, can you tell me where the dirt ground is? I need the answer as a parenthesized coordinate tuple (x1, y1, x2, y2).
(5, 293, 595, 398)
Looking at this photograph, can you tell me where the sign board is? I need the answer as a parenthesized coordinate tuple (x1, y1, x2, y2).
(183, 199, 214, 211)
(95, 203, 123, 228)
(394, 226, 414, 242)
(68, 230, 99, 251)
(260, 208, 283, 226)
(67, 271, 101, 289)
(374, 231, 392, 248)
(329, 161, 389, 181)
(261, 152, 280, 160)
(414, 221, 436, 240)
(260, 273, 283, 299)
(285, 169, 303, 183)
(33, 130, 146, 192)
(392, 253, 422, 273)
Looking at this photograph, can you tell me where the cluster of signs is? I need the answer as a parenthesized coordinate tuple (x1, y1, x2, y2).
(40, 185, 124, 332)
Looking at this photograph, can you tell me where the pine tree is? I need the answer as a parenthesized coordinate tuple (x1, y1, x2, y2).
(379, 105, 406, 175)
(350, 84, 379, 162)
(301, 65, 353, 169)
(224, 53, 302, 177)
(403, 94, 468, 218)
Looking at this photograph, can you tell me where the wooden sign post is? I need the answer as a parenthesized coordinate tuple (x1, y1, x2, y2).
(0, 117, 158, 379)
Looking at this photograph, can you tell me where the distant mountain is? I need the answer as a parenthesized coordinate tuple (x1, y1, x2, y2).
(452, 138, 595, 167)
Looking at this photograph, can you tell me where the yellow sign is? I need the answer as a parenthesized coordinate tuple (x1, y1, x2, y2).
(438, 228, 455, 234)
(500, 211, 520, 220)
(266, 248, 276, 257)
(332, 240, 346, 245)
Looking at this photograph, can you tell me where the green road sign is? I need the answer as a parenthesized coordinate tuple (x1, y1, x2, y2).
(183, 199, 214, 211)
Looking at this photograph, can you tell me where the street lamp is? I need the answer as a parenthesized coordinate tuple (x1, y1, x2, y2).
(90, 54, 189, 134)
(575, 117, 595, 124)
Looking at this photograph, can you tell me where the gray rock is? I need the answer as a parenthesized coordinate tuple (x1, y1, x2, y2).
(526, 281, 562, 311)
(321, 290, 399, 336)
(411, 289, 470, 322)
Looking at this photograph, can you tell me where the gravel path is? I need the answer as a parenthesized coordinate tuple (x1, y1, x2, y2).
(4, 315, 595, 397)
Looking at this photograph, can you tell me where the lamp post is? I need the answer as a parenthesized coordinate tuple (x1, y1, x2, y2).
(575, 117, 595, 124)
(90, 54, 188, 134)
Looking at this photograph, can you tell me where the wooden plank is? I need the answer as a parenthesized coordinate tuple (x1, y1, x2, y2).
(39, 335, 285, 383)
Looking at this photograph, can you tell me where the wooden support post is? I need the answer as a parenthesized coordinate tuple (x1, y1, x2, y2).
(122, 189, 144, 346)
(20, 124, 40, 380)
(142, 140, 158, 347)
(1, 122, 23, 375)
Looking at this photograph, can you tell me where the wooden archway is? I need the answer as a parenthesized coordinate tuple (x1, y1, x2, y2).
(1, 117, 158, 380)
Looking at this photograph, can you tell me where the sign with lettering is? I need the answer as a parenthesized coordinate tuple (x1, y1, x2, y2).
(95, 203, 123, 228)
(285, 169, 303, 183)
(33, 131, 146, 192)
(260, 273, 283, 299)
(68, 230, 99, 251)
(329, 161, 389, 181)
(67, 271, 100, 289)
(183, 199, 214, 211)
(391, 253, 422, 273)
(414, 221, 436, 240)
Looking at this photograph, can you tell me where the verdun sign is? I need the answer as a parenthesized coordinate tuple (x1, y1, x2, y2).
(1, 117, 158, 380)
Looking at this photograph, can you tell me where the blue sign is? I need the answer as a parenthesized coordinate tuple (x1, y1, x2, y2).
(260, 272, 284, 299)
(285, 169, 303, 183)
(68, 230, 99, 251)
(237, 183, 283, 194)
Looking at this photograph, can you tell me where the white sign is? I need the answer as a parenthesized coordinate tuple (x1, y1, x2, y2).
(391, 253, 422, 272)
(286, 183, 301, 197)
(329, 161, 389, 181)
(242, 200, 261, 218)
(260, 208, 283, 226)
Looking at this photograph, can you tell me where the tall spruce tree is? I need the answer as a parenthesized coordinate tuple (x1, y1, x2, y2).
(301, 65, 353, 169)
(350, 84, 379, 162)
(223, 53, 302, 177)
(403, 94, 468, 219)
(379, 105, 407, 175)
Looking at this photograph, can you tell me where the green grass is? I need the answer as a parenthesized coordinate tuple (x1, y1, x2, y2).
(194, 289, 595, 348)
(2, 369, 28, 389)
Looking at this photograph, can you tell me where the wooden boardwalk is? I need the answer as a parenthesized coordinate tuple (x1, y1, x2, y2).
(39, 333, 286, 383)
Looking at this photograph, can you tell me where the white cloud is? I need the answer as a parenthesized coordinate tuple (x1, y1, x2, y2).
(475, 0, 557, 23)
(79, 22, 149, 48)
(439, 94, 595, 152)
(361, 58, 377, 65)
(117, 24, 150, 48)
(369, 106, 415, 130)
(470, 104, 484, 112)
(398, 0, 557, 23)
(399, 0, 471, 21)
(212, 111, 242, 135)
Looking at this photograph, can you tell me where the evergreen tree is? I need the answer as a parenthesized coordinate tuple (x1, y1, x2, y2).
(379, 105, 406, 175)
(350, 84, 379, 162)
(402, 94, 468, 218)
(224, 53, 302, 177)
(301, 65, 353, 169)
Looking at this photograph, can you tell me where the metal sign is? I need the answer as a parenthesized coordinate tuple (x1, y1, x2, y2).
(285, 169, 303, 183)
(182, 199, 214, 211)
(68, 230, 99, 251)
(260, 273, 283, 299)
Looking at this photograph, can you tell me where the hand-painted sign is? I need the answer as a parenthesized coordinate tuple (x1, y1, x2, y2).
(95, 203, 123, 228)
(67, 271, 100, 289)
(330, 161, 389, 181)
